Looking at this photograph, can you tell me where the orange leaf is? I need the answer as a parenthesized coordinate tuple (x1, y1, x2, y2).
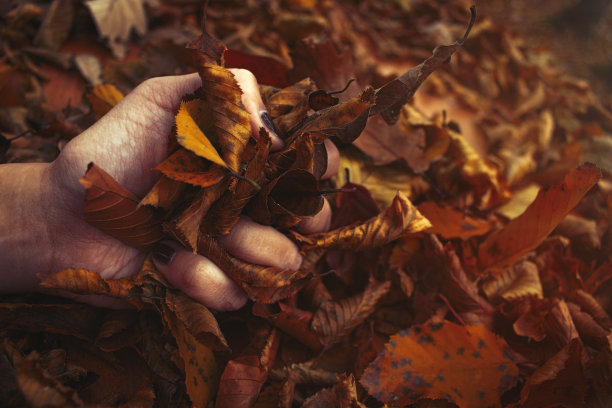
(86, 83, 124, 119)
(479, 163, 601, 276)
(79, 163, 164, 251)
(311, 280, 390, 347)
(291, 192, 431, 251)
(39, 268, 134, 300)
(418, 201, 493, 239)
(176, 100, 228, 168)
(163, 305, 218, 408)
(154, 148, 226, 188)
(360, 320, 519, 407)
(139, 175, 186, 210)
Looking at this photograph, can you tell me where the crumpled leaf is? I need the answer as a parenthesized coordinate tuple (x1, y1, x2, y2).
(197, 235, 309, 303)
(265, 77, 316, 134)
(302, 374, 365, 408)
(369, 6, 476, 124)
(247, 168, 323, 227)
(79, 162, 164, 251)
(208, 132, 272, 235)
(85, 0, 159, 58)
(482, 259, 544, 301)
(311, 280, 390, 347)
(162, 304, 218, 408)
(216, 326, 279, 408)
(39, 268, 136, 300)
(291, 192, 431, 251)
(360, 320, 519, 408)
(86, 83, 124, 119)
(514, 338, 586, 408)
(479, 163, 601, 276)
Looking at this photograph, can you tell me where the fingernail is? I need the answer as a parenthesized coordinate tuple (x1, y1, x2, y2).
(152, 242, 176, 265)
(260, 110, 279, 137)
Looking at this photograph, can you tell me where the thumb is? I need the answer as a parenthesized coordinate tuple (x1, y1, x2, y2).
(151, 241, 247, 311)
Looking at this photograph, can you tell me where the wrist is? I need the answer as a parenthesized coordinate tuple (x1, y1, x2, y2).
(0, 162, 55, 292)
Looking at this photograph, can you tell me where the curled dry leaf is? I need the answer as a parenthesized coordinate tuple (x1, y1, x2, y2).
(360, 320, 519, 408)
(479, 163, 601, 276)
(291, 192, 431, 251)
(482, 259, 544, 301)
(311, 280, 391, 347)
(79, 162, 164, 251)
(197, 235, 309, 304)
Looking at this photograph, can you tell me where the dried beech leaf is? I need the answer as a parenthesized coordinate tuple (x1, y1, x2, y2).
(369, 7, 475, 124)
(216, 327, 279, 408)
(247, 168, 323, 227)
(79, 162, 164, 251)
(154, 148, 226, 187)
(197, 235, 310, 303)
(165, 290, 228, 351)
(176, 100, 228, 168)
(516, 339, 586, 408)
(209, 131, 271, 235)
(162, 305, 218, 408)
(291, 192, 431, 251)
(289, 87, 376, 145)
(418, 201, 492, 239)
(312, 280, 390, 347)
(86, 83, 124, 119)
(267, 78, 316, 134)
(479, 164, 601, 276)
(360, 320, 518, 408)
(39, 268, 135, 300)
(196, 64, 251, 173)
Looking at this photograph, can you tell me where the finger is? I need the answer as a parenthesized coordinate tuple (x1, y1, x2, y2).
(321, 138, 340, 180)
(217, 216, 303, 271)
(230, 68, 284, 151)
(297, 197, 332, 234)
(152, 241, 247, 311)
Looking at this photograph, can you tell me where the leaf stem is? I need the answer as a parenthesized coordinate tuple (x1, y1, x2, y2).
(459, 6, 477, 45)
(229, 170, 261, 191)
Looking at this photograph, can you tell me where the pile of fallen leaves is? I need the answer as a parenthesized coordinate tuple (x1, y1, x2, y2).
(3, 1, 612, 407)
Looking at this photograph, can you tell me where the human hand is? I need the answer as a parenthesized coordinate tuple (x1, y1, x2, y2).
(0, 70, 338, 310)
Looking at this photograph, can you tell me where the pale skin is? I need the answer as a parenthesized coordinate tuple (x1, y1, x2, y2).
(0, 70, 338, 311)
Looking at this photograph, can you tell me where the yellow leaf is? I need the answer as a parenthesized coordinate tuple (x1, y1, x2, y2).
(176, 100, 228, 169)
(87, 83, 124, 119)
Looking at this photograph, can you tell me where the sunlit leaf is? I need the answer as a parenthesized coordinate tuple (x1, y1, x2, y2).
(86, 83, 124, 119)
(482, 260, 543, 301)
(418, 201, 493, 239)
(176, 100, 228, 168)
(479, 164, 601, 276)
(154, 148, 226, 187)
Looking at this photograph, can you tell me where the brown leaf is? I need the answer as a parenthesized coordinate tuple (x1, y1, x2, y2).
(195, 64, 251, 173)
(39, 268, 136, 300)
(311, 280, 390, 347)
(266, 77, 316, 134)
(369, 6, 476, 124)
(291, 192, 431, 251)
(208, 131, 272, 235)
(79, 162, 164, 252)
(165, 290, 228, 351)
(252, 302, 323, 351)
(516, 338, 586, 408)
(138, 175, 186, 211)
(482, 259, 544, 302)
(154, 148, 227, 188)
(33, 0, 75, 51)
(479, 164, 601, 276)
(197, 235, 310, 304)
(247, 169, 323, 227)
(162, 305, 218, 408)
(216, 327, 280, 408)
